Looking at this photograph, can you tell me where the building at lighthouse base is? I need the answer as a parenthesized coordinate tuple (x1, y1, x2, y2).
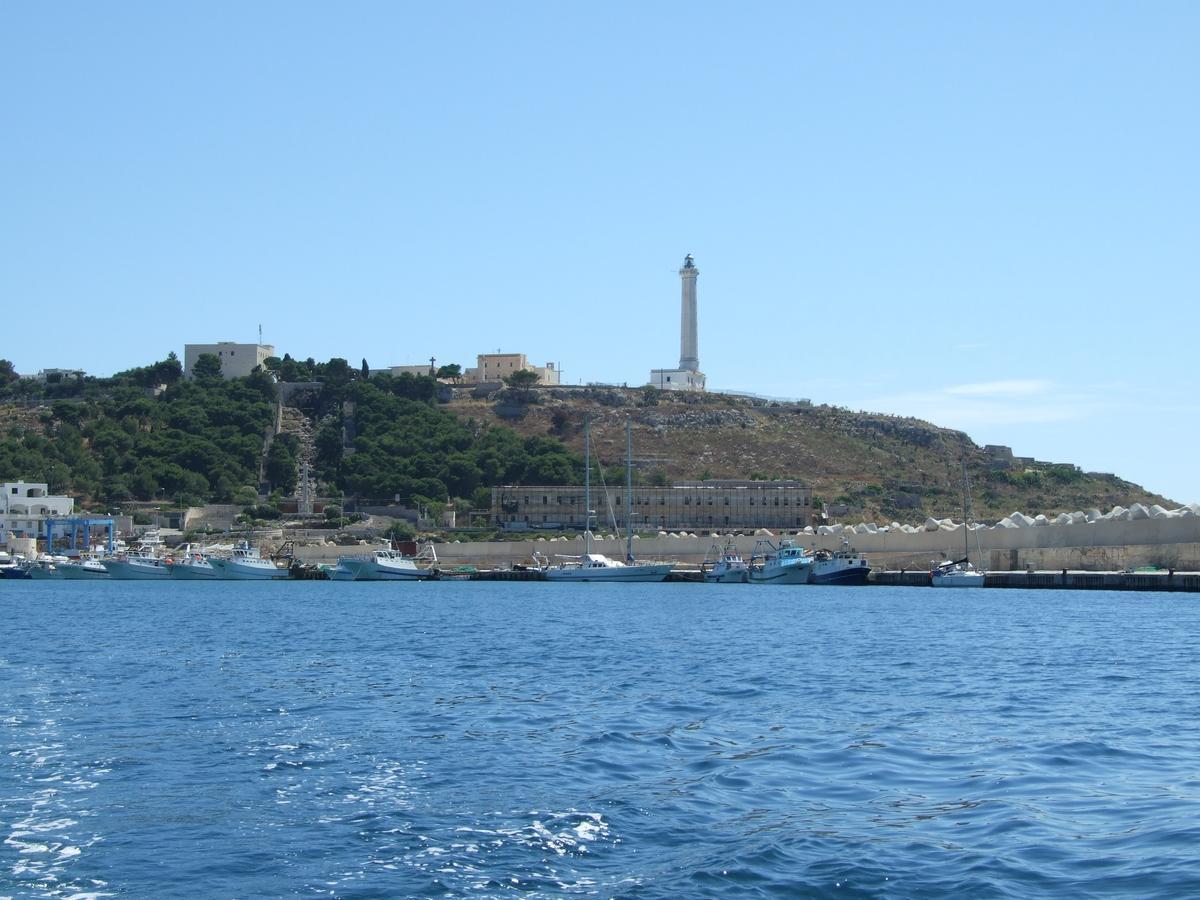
(648, 367, 706, 391)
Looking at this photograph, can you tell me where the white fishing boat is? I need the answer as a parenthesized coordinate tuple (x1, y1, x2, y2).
(104, 531, 171, 580)
(335, 545, 438, 581)
(167, 544, 223, 579)
(748, 538, 813, 584)
(931, 460, 987, 589)
(808, 540, 871, 585)
(210, 540, 290, 580)
(701, 540, 749, 583)
(544, 417, 673, 583)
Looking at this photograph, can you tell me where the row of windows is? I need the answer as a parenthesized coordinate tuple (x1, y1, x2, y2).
(518, 494, 810, 507)
(510, 515, 808, 527)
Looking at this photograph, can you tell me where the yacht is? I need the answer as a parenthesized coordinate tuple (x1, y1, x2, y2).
(748, 538, 813, 584)
(931, 460, 987, 589)
(808, 541, 871, 585)
(1, 551, 30, 579)
(701, 540, 749, 583)
(930, 558, 986, 588)
(210, 540, 290, 580)
(58, 553, 111, 579)
(335, 545, 438, 581)
(542, 418, 672, 583)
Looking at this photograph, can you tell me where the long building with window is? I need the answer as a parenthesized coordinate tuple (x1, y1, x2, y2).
(491, 480, 812, 531)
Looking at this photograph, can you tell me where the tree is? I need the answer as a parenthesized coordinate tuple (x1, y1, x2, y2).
(436, 363, 462, 382)
(361, 358, 370, 380)
(504, 369, 540, 402)
(0, 359, 18, 384)
(191, 353, 223, 381)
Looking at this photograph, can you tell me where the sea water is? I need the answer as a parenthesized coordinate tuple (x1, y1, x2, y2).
(2, 581, 1199, 898)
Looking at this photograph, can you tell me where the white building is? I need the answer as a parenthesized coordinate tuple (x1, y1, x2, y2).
(464, 353, 560, 385)
(184, 342, 275, 379)
(0, 481, 74, 547)
(648, 254, 706, 391)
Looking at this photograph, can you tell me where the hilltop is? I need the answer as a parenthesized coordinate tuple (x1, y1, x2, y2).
(0, 355, 1172, 525)
(445, 386, 1173, 523)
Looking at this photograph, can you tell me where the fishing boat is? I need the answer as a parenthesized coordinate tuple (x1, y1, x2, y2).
(701, 540, 749, 583)
(26, 555, 67, 579)
(747, 538, 813, 584)
(104, 531, 171, 580)
(931, 460, 986, 588)
(808, 540, 871, 585)
(544, 418, 673, 582)
(334, 544, 438, 581)
(167, 544, 222, 579)
(209, 540, 290, 580)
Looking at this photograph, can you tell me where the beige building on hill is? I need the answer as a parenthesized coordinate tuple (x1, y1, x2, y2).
(184, 342, 275, 379)
(465, 353, 560, 385)
(492, 480, 812, 531)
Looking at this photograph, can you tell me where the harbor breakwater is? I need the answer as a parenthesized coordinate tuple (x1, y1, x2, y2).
(292, 510, 1200, 573)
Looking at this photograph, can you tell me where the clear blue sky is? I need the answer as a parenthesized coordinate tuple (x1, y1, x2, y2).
(3, 3, 1197, 504)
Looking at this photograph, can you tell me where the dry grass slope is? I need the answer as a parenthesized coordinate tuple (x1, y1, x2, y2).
(446, 388, 1173, 523)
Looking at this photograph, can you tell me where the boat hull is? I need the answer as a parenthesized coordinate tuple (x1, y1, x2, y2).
(748, 562, 811, 584)
(808, 563, 871, 586)
(932, 572, 986, 588)
(168, 561, 221, 579)
(349, 561, 434, 581)
(705, 567, 748, 584)
(544, 563, 672, 582)
(58, 564, 110, 579)
(104, 559, 171, 579)
(211, 560, 290, 580)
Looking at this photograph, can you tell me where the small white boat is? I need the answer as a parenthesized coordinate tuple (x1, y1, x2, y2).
(931, 559, 986, 588)
(335, 545, 438, 581)
(808, 541, 871, 585)
(748, 539, 812, 585)
(210, 541, 290, 580)
(931, 460, 987, 589)
(543, 548, 673, 582)
(58, 554, 111, 579)
(702, 541, 749, 583)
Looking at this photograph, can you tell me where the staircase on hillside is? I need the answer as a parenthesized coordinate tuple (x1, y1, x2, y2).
(279, 406, 317, 507)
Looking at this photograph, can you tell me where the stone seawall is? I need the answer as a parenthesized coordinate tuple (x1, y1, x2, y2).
(292, 515, 1200, 572)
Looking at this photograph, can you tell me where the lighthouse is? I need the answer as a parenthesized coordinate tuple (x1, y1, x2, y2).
(648, 254, 706, 391)
(678, 254, 699, 371)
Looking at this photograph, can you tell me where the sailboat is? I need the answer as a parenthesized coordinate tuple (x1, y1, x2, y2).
(543, 417, 673, 582)
(931, 459, 986, 588)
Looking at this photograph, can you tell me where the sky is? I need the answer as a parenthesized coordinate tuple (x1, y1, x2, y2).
(2, 2, 1197, 503)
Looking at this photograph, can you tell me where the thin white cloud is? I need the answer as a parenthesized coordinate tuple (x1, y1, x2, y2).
(865, 380, 1126, 429)
(943, 379, 1051, 398)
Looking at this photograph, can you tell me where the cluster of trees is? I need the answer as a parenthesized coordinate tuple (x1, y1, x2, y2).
(0, 352, 582, 512)
(0, 353, 275, 505)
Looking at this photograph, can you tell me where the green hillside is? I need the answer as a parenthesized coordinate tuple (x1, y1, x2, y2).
(0, 356, 1173, 523)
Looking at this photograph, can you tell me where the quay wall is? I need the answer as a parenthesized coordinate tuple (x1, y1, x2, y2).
(291, 515, 1200, 571)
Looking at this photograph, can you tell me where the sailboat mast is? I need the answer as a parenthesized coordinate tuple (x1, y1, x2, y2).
(626, 416, 634, 563)
(962, 459, 971, 562)
(584, 417, 591, 556)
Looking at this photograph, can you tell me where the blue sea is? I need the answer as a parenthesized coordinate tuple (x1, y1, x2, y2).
(2, 581, 1199, 898)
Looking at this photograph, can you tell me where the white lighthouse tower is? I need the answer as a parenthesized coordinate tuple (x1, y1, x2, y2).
(648, 253, 706, 391)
